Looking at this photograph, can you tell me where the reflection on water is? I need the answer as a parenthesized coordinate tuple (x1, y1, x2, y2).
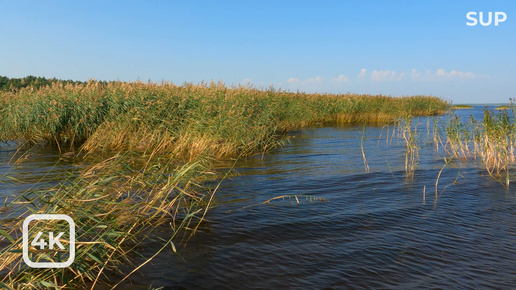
(5, 106, 516, 288)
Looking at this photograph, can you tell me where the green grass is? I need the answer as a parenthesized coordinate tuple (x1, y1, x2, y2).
(0, 80, 449, 288)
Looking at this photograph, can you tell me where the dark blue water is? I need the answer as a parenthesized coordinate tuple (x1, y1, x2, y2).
(0, 144, 78, 219)
(107, 106, 516, 289)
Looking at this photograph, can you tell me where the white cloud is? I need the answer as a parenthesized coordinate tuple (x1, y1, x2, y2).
(287, 75, 326, 84)
(435, 69, 446, 77)
(331, 75, 349, 83)
(447, 70, 474, 78)
(411, 69, 421, 79)
(305, 76, 324, 83)
(412, 68, 476, 81)
(370, 70, 404, 82)
(239, 78, 252, 84)
(283, 74, 349, 93)
(286, 75, 336, 85)
(358, 68, 367, 77)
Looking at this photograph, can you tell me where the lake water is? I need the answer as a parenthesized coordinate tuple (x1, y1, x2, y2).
(4, 106, 516, 288)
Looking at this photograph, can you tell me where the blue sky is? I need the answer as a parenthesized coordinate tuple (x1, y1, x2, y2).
(1, 1, 514, 103)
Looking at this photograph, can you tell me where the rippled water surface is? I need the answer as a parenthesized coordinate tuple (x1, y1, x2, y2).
(5, 106, 516, 288)
(107, 106, 516, 289)
(0, 144, 77, 218)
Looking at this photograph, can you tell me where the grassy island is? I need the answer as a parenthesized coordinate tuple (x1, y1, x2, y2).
(495, 105, 510, 110)
(451, 104, 474, 109)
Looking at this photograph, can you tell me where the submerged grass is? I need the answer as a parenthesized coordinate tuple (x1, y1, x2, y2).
(0, 80, 449, 288)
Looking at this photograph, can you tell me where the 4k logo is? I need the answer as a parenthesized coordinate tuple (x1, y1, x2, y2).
(23, 214, 75, 268)
(31, 231, 66, 250)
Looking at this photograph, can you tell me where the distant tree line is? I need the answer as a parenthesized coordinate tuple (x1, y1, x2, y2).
(0, 75, 86, 92)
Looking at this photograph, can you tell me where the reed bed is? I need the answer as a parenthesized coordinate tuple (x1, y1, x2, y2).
(0, 81, 448, 157)
(0, 80, 449, 288)
(438, 104, 516, 174)
(439, 104, 516, 185)
(391, 102, 516, 187)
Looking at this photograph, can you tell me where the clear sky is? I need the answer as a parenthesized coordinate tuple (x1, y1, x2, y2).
(1, 1, 514, 103)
